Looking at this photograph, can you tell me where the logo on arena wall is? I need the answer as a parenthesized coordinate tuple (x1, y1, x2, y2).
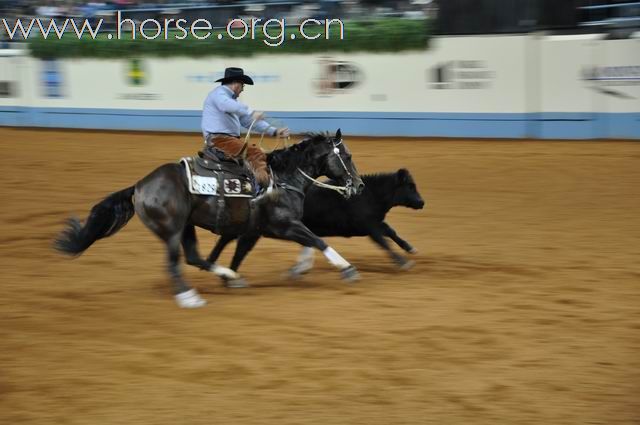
(0, 81, 17, 98)
(127, 59, 146, 86)
(314, 58, 363, 96)
(117, 59, 161, 101)
(430, 60, 495, 90)
(41, 59, 64, 98)
(582, 65, 639, 99)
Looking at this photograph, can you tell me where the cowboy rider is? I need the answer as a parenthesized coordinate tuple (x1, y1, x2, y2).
(201, 67, 290, 193)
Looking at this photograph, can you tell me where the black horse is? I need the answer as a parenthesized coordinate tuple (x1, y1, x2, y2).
(55, 130, 364, 308)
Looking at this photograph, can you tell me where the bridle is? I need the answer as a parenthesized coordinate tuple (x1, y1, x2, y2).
(297, 137, 354, 198)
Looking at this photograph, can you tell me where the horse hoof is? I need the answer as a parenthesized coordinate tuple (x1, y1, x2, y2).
(286, 269, 303, 280)
(286, 263, 312, 280)
(408, 248, 418, 255)
(175, 289, 207, 308)
(210, 264, 239, 280)
(224, 277, 249, 289)
(341, 266, 360, 282)
(400, 260, 415, 271)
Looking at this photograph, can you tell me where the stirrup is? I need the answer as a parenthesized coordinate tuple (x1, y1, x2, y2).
(254, 177, 274, 197)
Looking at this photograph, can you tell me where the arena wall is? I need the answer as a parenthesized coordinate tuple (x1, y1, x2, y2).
(0, 35, 638, 139)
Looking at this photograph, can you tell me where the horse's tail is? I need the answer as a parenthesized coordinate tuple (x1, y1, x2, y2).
(54, 186, 136, 256)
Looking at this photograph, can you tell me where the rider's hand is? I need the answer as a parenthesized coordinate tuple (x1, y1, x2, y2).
(251, 111, 265, 121)
(275, 127, 290, 138)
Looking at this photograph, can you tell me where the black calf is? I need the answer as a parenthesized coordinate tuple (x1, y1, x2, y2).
(301, 168, 424, 268)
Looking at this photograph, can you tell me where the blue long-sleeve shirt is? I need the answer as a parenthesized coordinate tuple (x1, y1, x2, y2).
(201, 85, 276, 138)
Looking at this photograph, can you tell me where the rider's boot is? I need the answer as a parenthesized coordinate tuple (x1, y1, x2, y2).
(252, 177, 275, 203)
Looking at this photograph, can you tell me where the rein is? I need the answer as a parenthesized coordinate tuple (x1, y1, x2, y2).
(239, 117, 289, 157)
(237, 118, 257, 159)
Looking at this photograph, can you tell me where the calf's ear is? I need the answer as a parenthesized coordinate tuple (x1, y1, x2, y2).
(397, 168, 410, 183)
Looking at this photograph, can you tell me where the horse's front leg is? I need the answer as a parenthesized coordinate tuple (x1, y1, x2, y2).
(222, 233, 261, 288)
(205, 233, 236, 264)
(206, 232, 260, 289)
(275, 221, 359, 282)
(287, 247, 315, 279)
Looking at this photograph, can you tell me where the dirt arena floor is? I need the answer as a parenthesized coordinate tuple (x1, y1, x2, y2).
(0, 128, 639, 425)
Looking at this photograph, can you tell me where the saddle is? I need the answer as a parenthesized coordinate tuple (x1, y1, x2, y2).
(180, 147, 254, 198)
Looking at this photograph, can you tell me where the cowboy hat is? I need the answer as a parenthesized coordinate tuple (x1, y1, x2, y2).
(215, 67, 254, 85)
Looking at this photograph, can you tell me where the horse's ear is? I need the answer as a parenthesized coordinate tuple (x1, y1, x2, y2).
(335, 128, 342, 139)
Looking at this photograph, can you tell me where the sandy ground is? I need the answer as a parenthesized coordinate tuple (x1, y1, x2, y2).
(0, 128, 639, 425)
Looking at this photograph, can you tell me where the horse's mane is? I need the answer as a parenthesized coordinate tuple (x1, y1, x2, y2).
(267, 133, 330, 173)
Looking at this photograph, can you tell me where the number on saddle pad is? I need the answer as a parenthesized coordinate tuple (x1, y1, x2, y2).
(192, 176, 218, 195)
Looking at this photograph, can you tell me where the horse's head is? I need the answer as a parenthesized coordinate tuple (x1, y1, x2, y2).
(314, 129, 364, 198)
(267, 129, 364, 198)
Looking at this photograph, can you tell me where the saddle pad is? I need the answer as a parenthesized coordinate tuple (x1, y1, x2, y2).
(180, 157, 254, 198)
(195, 156, 244, 175)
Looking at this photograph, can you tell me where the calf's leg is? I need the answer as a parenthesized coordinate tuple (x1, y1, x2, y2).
(381, 221, 417, 254)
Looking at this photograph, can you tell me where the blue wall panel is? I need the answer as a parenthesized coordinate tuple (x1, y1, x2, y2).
(1, 108, 638, 139)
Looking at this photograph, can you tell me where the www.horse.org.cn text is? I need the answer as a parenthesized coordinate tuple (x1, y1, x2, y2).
(1, 13, 345, 47)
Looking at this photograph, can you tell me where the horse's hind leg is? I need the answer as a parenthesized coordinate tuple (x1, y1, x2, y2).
(182, 224, 211, 270)
(166, 233, 207, 308)
(182, 225, 239, 281)
(134, 184, 206, 308)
